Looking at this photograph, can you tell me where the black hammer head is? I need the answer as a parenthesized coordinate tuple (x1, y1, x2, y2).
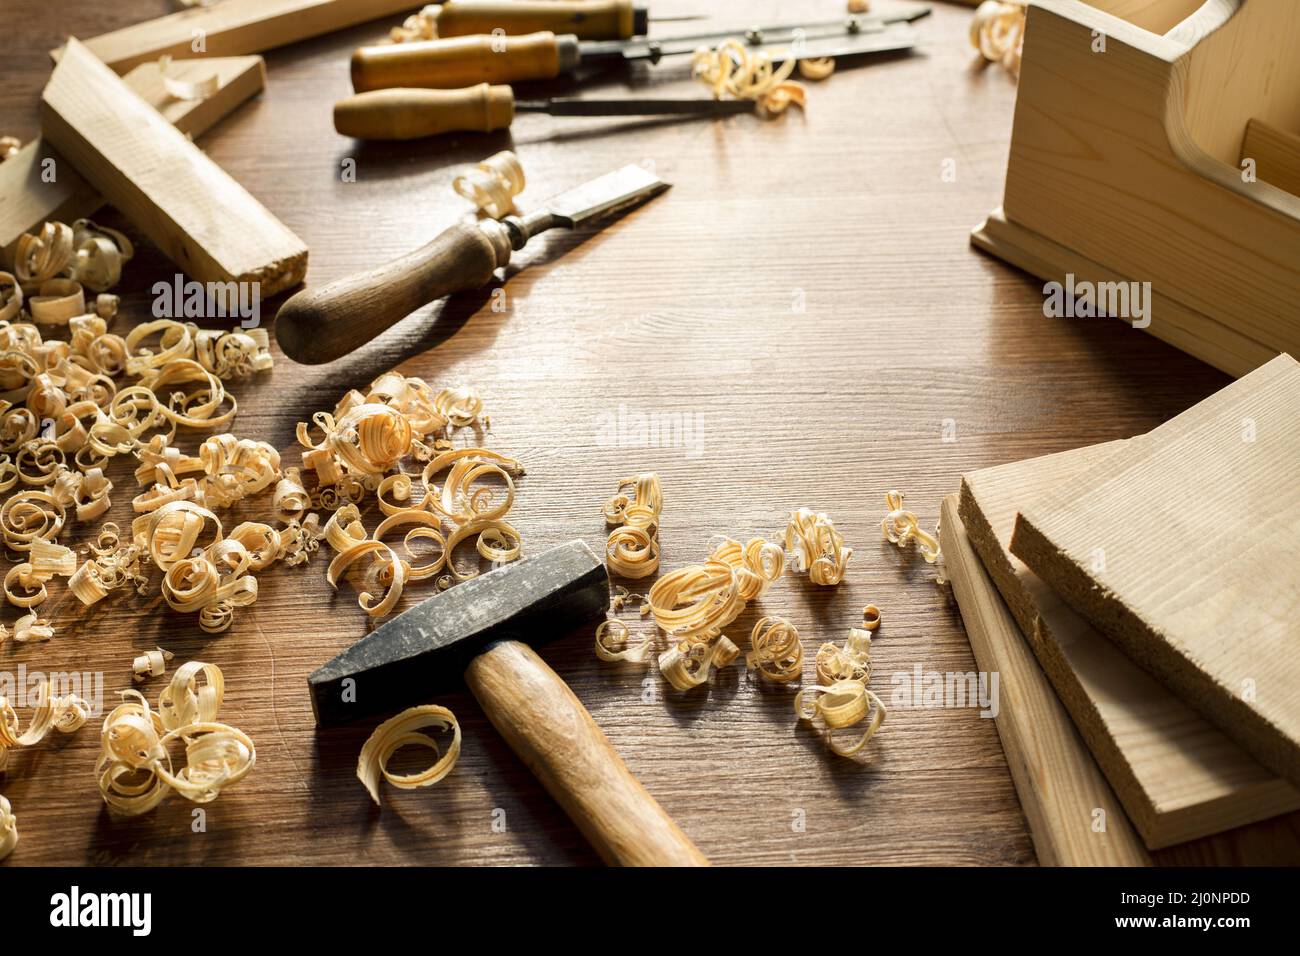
(308, 539, 609, 725)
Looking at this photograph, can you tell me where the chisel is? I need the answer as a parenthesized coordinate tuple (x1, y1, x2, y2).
(275, 163, 668, 365)
(415, 1, 703, 41)
(334, 84, 754, 139)
(351, 4, 931, 91)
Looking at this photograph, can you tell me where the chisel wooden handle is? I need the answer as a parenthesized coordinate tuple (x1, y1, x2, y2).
(274, 220, 511, 364)
(466, 640, 709, 866)
(335, 85, 515, 139)
(432, 0, 639, 40)
(351, 32, 572, 92)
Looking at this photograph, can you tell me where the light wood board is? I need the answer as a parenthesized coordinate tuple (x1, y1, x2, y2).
(55, 0, 420, 74)
(1242, 118, 1300, 201)
(1, 55, 265, 261)
(940, 497, 1151, 865)
(961, 443, 1300, 848)
(40, 39, 307, 296)
(1012, 353, 1300, 788)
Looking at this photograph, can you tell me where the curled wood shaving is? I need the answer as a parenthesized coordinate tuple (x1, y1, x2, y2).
(647, 535, 783, 644)
(453, 151, 525, 219)
(785, 507, 852, 585)
(0, 793, 15, 859)
(881, 490, 942, 567)
(195, 328, 273, 379)
(133, 646, 175, 683)
(595, 618, 657, 663)
(0, 679, 88, 769)
(15, 221, 73, 286)
(29, 278, 85, 325)
(604, 472, 662, 579)
(658, 634, 739, 690)
(384, 4, 439, 43)
(795, 679, 886, 756)
(357, 704, 461, 805)
(971, 1, 1026, 75)
(97, 661, 254, 816)
(0, 136, 21, 162)
(815, 626, 873, 686)
(798, 58, 835, 81)
(72, 219, 134, 292)
(692, 39, 806, 116)
(0, 272, 22, 322)
(158, 54, 220, 101)
(746, 615, 804, 682)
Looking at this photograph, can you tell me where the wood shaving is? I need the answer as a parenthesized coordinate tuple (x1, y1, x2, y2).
(453, 151, 525, 219)
(604, 472, 662, 579)
(798, 58, 836, 81)
(357, 704, 461, 805)
(0, 793, 15, 859)
(658, 634, 739, 690)
(0, 272, 24, 322)
(881, 490, 943, 578)
(746, 615, 804, 682)
(383, 4, 440, 43)
(795, 679, 886, 756)
(96, 661, 253, 816)
(692, 39, 806, 116)
(785, 507, 852, 585)
(133, 646, 175, 683)
(970, 0, 1026, 75)
(0, 136, 21, 162)
(0, 678, 88, 769)
(815, 626, 874, 686)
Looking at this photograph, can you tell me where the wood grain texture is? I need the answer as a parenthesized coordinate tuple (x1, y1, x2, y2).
(62, 0, 422, 74)
(1012, 354, 1300, 789)
(0, 54, 265, 257)
(466, 640, 709, 866)
(1242, 118, 1300, 200)
(0, 0, 1268, 867)
(939, 497, 1150, 865)
(41, 39, 308, 295)
(960, 443, 1300, 848)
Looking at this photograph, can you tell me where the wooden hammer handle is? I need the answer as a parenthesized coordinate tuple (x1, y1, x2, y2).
(274, 220, 510, 365)
(466, 640, 709, 866)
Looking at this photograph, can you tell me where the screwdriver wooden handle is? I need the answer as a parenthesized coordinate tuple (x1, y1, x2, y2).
(466, 640, 709, 866)
(274, 220, 511, 364)
(351, 32, 565, 92)
(335, 85, 515, 139)
(432, 0, 638, 40)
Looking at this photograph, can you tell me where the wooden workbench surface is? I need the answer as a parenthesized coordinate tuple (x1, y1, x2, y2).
(0, 1, 1262, 867)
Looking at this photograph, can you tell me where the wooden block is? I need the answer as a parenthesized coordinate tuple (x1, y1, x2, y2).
(1011, 353, 1300, 788)
(961, 444, 1300, 848)
(974, 0, 1300, 373)
(41, 40, 307, 296)
(939, 496, 1151, 866)
(1, 55, 265, 261)
(1242, 117, 1300, 200)
(60, 0, 423, 75)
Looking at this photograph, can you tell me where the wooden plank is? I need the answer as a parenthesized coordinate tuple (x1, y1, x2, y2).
(0, 55, 265, 261)
(1012, 354, 1300, 788)
(940, 497, 1151, 865)
(57, 0, 421, 74)
(40, 39, 307, 296)
(961, 444, 1300, 848)
(1242, 117, 1300, 200)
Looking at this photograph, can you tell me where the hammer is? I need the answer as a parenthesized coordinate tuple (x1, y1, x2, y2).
(309, 539, 707, 866)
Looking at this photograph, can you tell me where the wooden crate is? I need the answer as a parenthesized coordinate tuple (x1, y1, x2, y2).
(972, 0, 1300, 377)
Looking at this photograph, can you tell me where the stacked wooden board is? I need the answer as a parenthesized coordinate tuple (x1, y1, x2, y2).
(948, 354, 1300, 862)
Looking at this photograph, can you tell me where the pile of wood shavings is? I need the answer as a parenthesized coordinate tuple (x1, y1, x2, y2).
(603, 472, 662, 578)
(96, 661, 254, 817)
(970, 0, 1026, 75)
(0, 678, 89, 771)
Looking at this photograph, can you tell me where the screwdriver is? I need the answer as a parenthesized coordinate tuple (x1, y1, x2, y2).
(351, 4, 931, 92)
(418, 1, 704, 41)
(334, 84, 755, 140)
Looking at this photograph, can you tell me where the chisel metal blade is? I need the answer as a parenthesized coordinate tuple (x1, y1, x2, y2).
(541, 163, 669, 229)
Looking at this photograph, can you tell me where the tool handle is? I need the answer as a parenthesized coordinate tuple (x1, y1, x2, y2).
(274, 220, 510, 365)
(466, 640, 709, 866)
(335, 85, 515, 139)
(351, 32, 566, 92)
(434, 0, 637, 40)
